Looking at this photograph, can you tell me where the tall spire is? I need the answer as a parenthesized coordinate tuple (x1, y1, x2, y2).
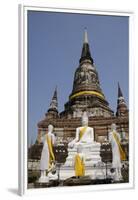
(116, 83, 128, 116)
(49, 86, 58, 110)
(46, 87, 59, 119)
(118, 82, 123, 97)
(61, 29, 114, 119)
(71, 29, 104, 99)
(79, 28, 94, 64)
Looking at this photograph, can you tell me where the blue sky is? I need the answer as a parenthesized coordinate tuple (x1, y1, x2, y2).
(28, 11, 129, 145)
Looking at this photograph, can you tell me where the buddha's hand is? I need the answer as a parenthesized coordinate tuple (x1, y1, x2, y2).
(68, 140, 75, 148)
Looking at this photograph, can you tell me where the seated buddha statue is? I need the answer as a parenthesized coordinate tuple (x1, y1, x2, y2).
(64, 112, 101, 167)
(68, 112, 94, 148)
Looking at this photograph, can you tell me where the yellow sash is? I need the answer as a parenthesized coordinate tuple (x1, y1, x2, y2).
(79, 126, 88, 141)
(113, 132, 126, 161)
(46, 134, 55, 167)
(74, 153, 85, 177)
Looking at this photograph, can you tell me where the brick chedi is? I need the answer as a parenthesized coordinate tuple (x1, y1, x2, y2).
(36, 29, 129, 148)
(60, 29, 113, 119)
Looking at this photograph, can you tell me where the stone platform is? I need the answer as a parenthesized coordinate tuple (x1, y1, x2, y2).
(63, 176, 113, 186)
(34, 180, 59, 188)
(31, 176, 113, 188)
(59, 164, 113, 181)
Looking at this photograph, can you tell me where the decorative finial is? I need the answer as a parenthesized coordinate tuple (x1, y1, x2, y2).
(80, 28, 93, 64)
(118, 82, 123, 97)
(53, 86, 57, 99)
(84, 28, 88, 44)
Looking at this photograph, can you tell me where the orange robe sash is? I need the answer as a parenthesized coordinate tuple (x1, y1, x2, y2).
(74, 153, 85, 177)
(46, 134, 55, 168)
(113, 132, 126, 161)
(79, 126, 88, 141)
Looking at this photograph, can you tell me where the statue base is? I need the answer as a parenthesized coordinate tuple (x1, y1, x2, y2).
(34, 180, 59, 188)
(38, 173, 58, 183)
(48, 172, 58, 180)
(64, 142, 102, 167)
(59, 165, 109, 180)
(60, 166, 103, 180)
(38, 176, 49, 183)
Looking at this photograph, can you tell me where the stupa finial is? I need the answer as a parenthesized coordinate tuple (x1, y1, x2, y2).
(84, 27, 89, 44)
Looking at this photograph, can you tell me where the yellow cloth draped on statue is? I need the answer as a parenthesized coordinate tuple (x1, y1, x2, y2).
(113, 132, 126, 161)
(74, 153, 85, 177)
(46, 134, 55, 168)
(79, 126, 88, 141)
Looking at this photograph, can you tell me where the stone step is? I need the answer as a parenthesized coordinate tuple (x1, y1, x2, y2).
(59, 166, 112, 181)
(68, 152, 101, 156)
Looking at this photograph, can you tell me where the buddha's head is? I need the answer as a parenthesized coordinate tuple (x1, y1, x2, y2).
(82, 112, 88, 126)
(111, 123, 116, 131)
(48, 124, 54, 132)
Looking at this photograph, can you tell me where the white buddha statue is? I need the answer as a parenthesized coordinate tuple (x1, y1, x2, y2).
(37, 124, 58, 183)
(109, 123, 126, 181)
(64, 112, 101, 167)
(68, 112, 94, 148)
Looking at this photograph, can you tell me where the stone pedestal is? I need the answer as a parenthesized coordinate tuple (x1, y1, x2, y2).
(59, 165, 113, 181)
(34, 180, 59, 188)
(38, 172, 58, 183)
(64, 142, 101, 167)
(60, 141, 115, 182)
(38, 176, 49, 183)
